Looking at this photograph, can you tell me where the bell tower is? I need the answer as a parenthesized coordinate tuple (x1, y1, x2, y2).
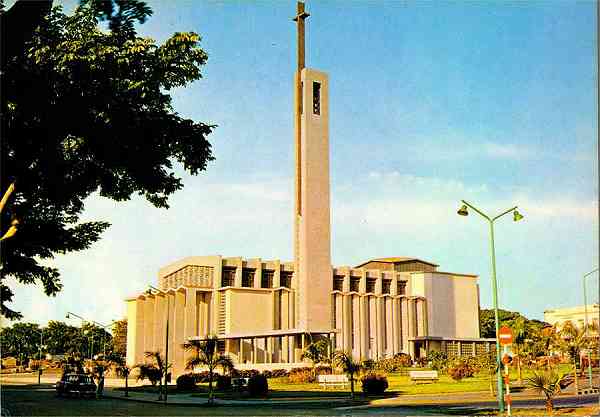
(293, 1, 332, 332)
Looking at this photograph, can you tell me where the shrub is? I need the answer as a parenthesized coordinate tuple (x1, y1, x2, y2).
(361, 373, 388, 395)
(375, 353, 412, 372)
(230, 369, 260, 379)
(265, 369, 289, 378)
(447, 358, 476, 381)
(288, 367, 315, 383)
(427, 351, 448, 373)
(216, 375, 231, 391)
(362, 360, 376, 371)
(248, 374, 268, 397)
(315, 365, 332, 375)
(176, 374, 196, 391)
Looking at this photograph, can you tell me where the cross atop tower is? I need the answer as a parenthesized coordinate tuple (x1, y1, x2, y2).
(293, 1, 310, 71)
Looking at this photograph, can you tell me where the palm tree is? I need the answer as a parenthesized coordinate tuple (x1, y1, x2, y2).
(301, 339, 329, 378)
(135, 351, 169, 400)
(107, 353, 131, 397)
(332, 350, 362, 400)
(526, 370, 565, 412)
(182, 335, 234, 404)
(511, 316, 527, 384)
(556, 320, 589, 393)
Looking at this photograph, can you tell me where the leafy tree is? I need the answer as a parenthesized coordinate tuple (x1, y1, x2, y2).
(110, 319, 127, 357)
(182, 335, 234, 404)
(526, 370, 565, 413)
(0, 322, 41, 364)
(44, 320, 85, 356)
(332, 350, 362, 400)
(479, 308, 547, 339)
(1, 0, 214, 319)
(300, 338, 329, 378)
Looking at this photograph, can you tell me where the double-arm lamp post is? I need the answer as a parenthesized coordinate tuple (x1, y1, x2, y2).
(583, 268, 598, 388)
(457, 200, 524, 413)
(67, 312, 115, 359)
(147, 285, 170, 405)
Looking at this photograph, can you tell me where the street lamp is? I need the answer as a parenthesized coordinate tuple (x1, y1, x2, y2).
(66, 312, 89, 359)
(583, 268, 598, 388)
(147, 285, 170, 405)
(457, 199, 524, 413)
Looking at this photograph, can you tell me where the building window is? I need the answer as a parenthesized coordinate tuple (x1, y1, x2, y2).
(333, 275, 344, 291)
(313, 81, 321, 115)
(397, 281, 407, 295)
(261, 270, 274, 288)
(366, 278, 376, 293)
(382, 279, 391, 294)
(222, 267, 235, 287)
(350, 277, 360, 292)
(242, 268, 255, 288)
(280, 271, 292, 288)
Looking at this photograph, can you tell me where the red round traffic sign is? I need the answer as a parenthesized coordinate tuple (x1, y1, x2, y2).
(499, 326, 513, 345)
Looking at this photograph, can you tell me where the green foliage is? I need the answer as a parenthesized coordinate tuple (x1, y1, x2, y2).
(110, 319, 127, 357)
(181, 335, 234, 404)
(0, 322, 41, 362)
(526, 370, 565, 412)
(301, 338, 330, 368)
(135, 363, 162, 386)
(479, 309, 548, 339)
(288, 367, 315, 383)
(427, 350, 448, 372)
(2, 0, 214, 319)
(215, 374, 231, 391)
(247, 374, 268, 397)
(361, 373, 388, 395)
(447, 357, 476, 381)
(374, 353, 412, 372)
(175, 373, 196, 391)
(333, 350, 362, 399)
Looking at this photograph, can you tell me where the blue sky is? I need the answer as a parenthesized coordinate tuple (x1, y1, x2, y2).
(6, 0, 598, 325)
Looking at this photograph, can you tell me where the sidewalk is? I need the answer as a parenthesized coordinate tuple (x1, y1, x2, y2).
(102, 387, 357, 407)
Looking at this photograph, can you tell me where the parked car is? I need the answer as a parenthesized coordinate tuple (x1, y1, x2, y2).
(56, 373, 96, 398)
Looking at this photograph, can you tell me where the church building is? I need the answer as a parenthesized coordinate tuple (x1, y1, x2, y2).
(125, 2, 493, 376)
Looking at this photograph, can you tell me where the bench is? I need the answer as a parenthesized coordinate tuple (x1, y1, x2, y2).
(409, 370, 439, 384)
(317, 374, 349, 388)
(231, 377, 249, 391)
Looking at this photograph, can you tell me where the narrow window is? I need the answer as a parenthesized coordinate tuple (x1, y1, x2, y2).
(242, 268, 255, 288)
(333, 275, 344, 291)
(313, 81, 321, 115)
(398, 281, 407, 295)
(261, 270, 274, 288)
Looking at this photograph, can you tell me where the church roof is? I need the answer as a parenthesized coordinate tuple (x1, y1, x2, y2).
(355, 257, 439, 268)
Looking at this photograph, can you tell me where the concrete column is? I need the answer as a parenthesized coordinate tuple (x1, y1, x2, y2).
(343, 294, 352, 352)
(360, 296, 368, 360)
(234, 259, 242, 287)
(251, 338, 257, 364)
(265, 337, 271, 363)
(184, 289, 197, 340)
(335, 294, 343, 350)
(376, 297, 384, 359)
(153, 294, 165, 354)
(289, 335, 296, 363)
(173, 290, 186, 376)
(352, 295, 360, 358)
(368, 296, 377, 359)
(401, 298, 409, 353)
(392, 297, 400, 354)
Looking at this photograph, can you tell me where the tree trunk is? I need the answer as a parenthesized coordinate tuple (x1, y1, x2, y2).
(516, 346, 522, 384)
(350, 374, 355, 400)
(124, 372, 129, 397)
(208, 368, 214, 404)
(545, 396, 553, 413)
(573, 362, 579, 394)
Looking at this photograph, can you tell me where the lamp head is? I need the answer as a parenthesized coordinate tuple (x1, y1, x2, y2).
(457, 204, 469, 216)
(513, 210, 524, 222)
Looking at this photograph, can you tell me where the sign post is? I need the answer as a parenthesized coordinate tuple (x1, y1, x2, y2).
(499, 326, 514, 417)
